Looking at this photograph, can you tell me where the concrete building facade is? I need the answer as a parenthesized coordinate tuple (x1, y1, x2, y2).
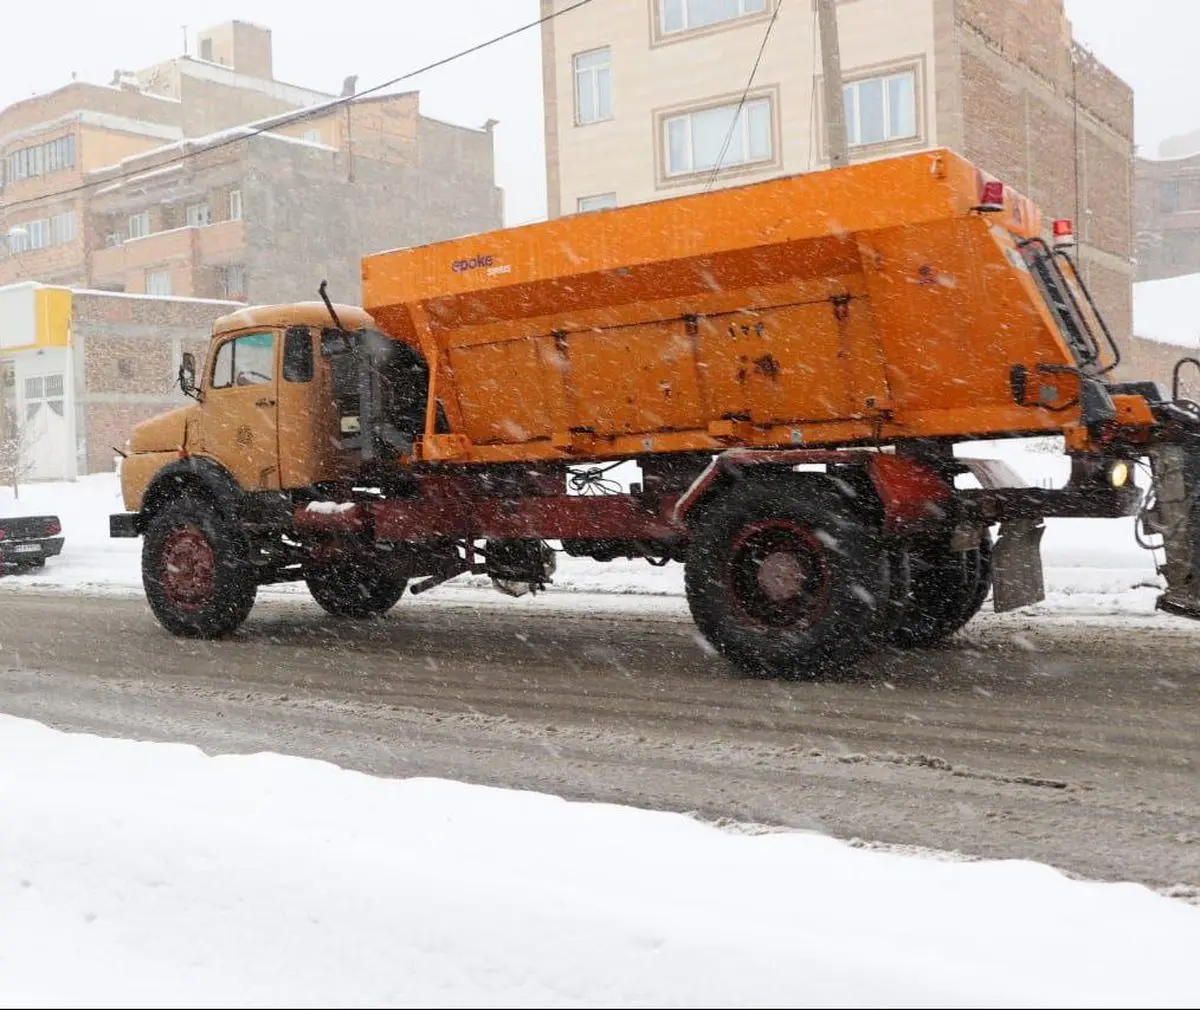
(541, 0, 1149, 376)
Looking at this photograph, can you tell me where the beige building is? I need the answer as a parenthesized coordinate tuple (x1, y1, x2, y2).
(540, 0, 1153, 376)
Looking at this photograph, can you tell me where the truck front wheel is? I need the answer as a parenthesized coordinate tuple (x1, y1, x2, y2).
(142, 495, 258, 638)
(684, 480, 889, 679)
(304, 555, 408, 619)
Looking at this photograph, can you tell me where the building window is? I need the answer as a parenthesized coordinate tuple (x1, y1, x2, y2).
(4, 134, 75, 184)
(659, 0, 767, 35)
(145, 270, 172, 296)
(574, 48, 613, 125)
(663, 95, 773, 178)
(1160, 181, 1181, 214)
(128, 212, 150, 240)
(26, 220, 48, 251)
(2, 210, 77, 256)
(186, 203, 212, 228)
(301, 129, 321, 144)
(221, 264, 247, 299)
(578, 193, 618, 213)
(50, 212, 76, 245)
(229, 189, 243, 221)
(844, 70, 917, 148)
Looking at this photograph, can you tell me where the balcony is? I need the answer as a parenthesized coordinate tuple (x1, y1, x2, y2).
(91, 219, 246, 287)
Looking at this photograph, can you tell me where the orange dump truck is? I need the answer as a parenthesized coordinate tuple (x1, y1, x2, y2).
(111, 148, 1200, 678)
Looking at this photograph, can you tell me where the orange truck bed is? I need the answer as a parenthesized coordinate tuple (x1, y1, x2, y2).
(361, 148, 1091, 466)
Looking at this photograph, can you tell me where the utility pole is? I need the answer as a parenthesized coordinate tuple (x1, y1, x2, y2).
(816, 0, 849, 168)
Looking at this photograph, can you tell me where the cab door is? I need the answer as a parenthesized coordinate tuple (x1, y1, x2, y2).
(201, 329, 280, 490)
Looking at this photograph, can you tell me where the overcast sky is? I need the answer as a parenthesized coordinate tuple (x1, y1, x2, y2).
(3, 1, 1196, 226)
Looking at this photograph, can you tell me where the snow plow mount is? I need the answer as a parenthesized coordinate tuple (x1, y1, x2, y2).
(1138, 387, 1200, 620)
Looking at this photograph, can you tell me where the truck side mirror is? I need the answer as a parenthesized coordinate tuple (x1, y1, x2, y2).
(179, 352, 200, 400)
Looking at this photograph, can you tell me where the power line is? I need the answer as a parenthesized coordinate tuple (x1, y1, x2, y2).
(703, 0, 784, 194)
(0, 0, 597, 215)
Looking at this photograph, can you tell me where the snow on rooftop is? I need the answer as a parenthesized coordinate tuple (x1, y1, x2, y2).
(68, 288, 243, 307)
(1133, 274, 1200, 348)
(93, 106, 345, 173)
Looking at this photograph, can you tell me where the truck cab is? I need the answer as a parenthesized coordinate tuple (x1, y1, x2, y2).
(118, 301, 431, 516)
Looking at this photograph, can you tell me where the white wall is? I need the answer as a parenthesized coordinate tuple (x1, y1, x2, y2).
(0, 284, 38, 351)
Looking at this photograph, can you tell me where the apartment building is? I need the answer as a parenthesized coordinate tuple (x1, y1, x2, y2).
(83, 95, 501, 304)
(541, 0, 1144, 368)
(0, 20, 503, 303)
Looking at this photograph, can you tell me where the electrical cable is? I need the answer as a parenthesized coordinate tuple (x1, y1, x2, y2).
(0, 0, 598, 215)
(703, 0, 784, 193)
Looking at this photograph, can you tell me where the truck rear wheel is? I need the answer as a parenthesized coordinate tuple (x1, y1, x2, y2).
(142, 495, 257, 639)
(684, 480, 889, 679)
(304, 556, 408, 619)
(888, 531, 993, 649)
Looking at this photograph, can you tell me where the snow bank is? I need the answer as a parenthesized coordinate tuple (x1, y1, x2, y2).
(0, 713, 1197, 1008)
(0, 439, 1177, 622)
(1134, 274, 1200, 348)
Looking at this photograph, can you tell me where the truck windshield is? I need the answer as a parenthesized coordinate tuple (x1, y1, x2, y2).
(1018, 238, 1117, 375)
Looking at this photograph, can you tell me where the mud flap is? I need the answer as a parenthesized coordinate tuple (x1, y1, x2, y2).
(1148, 443, 1200, 620)
(990, 518, 1046, 613)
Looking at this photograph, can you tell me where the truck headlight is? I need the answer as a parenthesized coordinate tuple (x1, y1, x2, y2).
(1108, 460, 1131, 489)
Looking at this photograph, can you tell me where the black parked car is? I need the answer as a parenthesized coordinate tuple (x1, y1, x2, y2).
(0, 514, 64, 570)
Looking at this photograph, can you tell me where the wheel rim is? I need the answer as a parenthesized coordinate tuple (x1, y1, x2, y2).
(159, 526, 216, 611)
(725, 520, 833, 630)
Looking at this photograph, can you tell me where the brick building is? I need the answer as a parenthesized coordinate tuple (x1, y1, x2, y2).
(0, 20, 503, 302)
(1134, 141, 1200, 284)
(0, 282, 239, 479)
(541, 0, 1162, 382)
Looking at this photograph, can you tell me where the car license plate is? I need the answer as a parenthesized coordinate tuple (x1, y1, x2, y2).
(11, 544, 40, 554)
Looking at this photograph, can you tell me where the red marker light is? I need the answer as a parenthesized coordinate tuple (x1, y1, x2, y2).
(1052, 218, 1075, 246)
(978, 179, 1005, 212)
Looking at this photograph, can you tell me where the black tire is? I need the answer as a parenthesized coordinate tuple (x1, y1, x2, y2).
(684, 478, 889, 679)
(888, 530, 993, 649)
(142, 494, 257, 638)
(304, 555, 408, 619)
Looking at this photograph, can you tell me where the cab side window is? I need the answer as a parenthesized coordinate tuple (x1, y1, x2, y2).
(210, 332, 276, 390)
(282, 326, 313, 383)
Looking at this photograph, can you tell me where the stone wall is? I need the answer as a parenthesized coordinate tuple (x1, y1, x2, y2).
(71, 291, 237, 472)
